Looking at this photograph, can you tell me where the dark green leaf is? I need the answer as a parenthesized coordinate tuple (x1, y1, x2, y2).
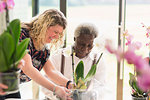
(84, 53, 103, 82)
(84, 64, 96, 82)
(8, 19, 20, 46)
(129, 73, 145, 96)
(0, 48, 8, 72)
(96, 53, 103, 65)
(74, 61, 84, 84)
(14, 38, 30, 67)
(0, 33, 15, 70)
(1, 32, 15, 65)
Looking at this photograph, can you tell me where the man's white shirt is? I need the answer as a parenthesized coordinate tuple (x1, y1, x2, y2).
(50, 46, 106, 99)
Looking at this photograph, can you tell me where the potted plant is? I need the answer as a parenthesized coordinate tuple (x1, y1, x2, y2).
(129, 73, 149, 100)
(70, 53, 103, 100)
(0, 19, 30, 94)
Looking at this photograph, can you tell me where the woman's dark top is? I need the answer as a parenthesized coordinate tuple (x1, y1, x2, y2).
(19, 28, 50, 82)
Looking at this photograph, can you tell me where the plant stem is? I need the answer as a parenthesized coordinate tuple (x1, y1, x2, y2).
(5, 4, 9, 26)
(149, 51, 150, 65)
(96, 53, 103, 65)
(71, 46, 76, 86)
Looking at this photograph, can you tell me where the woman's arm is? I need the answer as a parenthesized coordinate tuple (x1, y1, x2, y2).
(43, 59, 69, 87)
(22, 54, 71, 99)
(22, 54, 55, 91)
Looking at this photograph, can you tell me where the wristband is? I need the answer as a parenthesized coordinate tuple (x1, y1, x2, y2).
(66, 80, 72, 89)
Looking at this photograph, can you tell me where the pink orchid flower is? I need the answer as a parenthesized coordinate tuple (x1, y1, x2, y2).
(137, 71, 150, 91)
(114, 46, 124, 62)
(0, 0, 14, 13)
(125, 35, 133, 46)
(6, 0, 14, 9)
(0, 1, 6, 12)
(106, 25, 150, 92)
(147, 27, 150, 34)
(105, 39, 116, 54)
(128, 41, 142, 51)
(105, 40, 124, 62)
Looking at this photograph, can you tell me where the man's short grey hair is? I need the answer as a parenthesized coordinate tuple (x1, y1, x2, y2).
(74, 23, 99, 38)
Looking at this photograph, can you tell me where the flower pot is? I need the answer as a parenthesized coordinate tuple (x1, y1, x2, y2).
(70, 89, 97, 100)
(0, 70, 20, 94)
(70, 89, 87, 100)
(132, 96, 148, 100)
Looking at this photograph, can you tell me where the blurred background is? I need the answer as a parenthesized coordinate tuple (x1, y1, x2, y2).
(2, 0, 150, 99)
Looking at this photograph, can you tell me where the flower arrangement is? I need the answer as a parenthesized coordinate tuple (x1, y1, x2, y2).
(0, 0, 30, 93)
(62, 42, 104, 90)
(105, 28, 150, 99)
(62, 45, 103, 100)
(129, 72, 148, 98)
(0, 19, 30, 72)
(73, 53, 103, 90)
(0, 0, 30, 73)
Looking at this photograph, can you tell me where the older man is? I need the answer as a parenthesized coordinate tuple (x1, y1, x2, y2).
(45, 23, 106, 100)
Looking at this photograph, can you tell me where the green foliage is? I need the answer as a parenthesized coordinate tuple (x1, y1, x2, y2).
(129, 73, 148, 97)
(84, 64, 97, 82)
(0, 19, 30, 72)
(74, 53, 103, 89)
(74, 61, 84, 84)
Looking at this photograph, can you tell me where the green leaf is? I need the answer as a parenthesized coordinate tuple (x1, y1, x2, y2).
(0, 35, 8, 72)
(1, 32, 15, 65)
(76, 78, 87, 89)
(74, 61, 84, 85)
(84, 53, 103, 82)
(0, 48, 8, 72)
(14, 38, 30, 67)
(0, 33, 15, 70)
(0, 19, 30, 72)
(133, 82, 144, 95)
(129, 73, 136, 87)
(96, 53, 103, 65)
(7, 19, 21, 46)
(129, 73, 144, 96)
(84, 64, 97, 82)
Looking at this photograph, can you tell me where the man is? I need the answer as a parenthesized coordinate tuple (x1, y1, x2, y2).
(50, 23, 106, 99)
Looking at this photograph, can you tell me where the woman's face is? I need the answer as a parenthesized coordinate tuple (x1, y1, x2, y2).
(45, 25, 64, 43)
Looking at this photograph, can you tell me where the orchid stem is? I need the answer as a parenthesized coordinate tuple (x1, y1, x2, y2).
(72, 47, 76, 86)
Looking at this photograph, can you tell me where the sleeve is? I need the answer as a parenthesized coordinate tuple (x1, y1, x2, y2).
(19, 28, 32, 55)
(19, 28, 28, 42)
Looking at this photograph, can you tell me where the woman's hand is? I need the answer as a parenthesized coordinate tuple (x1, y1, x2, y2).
(0, 83, 8, 95)
(55, 85, 72, 100)
(17, 59, 25, 69)
(67, 82, 74, 89)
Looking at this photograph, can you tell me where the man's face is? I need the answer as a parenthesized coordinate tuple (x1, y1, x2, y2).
(74, 34, 94, 59)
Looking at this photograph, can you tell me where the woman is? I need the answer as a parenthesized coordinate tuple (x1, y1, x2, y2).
(20, 9, 72, 100)
(1, 9, 72, 100)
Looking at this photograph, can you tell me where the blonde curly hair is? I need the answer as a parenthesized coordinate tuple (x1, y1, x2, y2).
(21, 9, 67, 51)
